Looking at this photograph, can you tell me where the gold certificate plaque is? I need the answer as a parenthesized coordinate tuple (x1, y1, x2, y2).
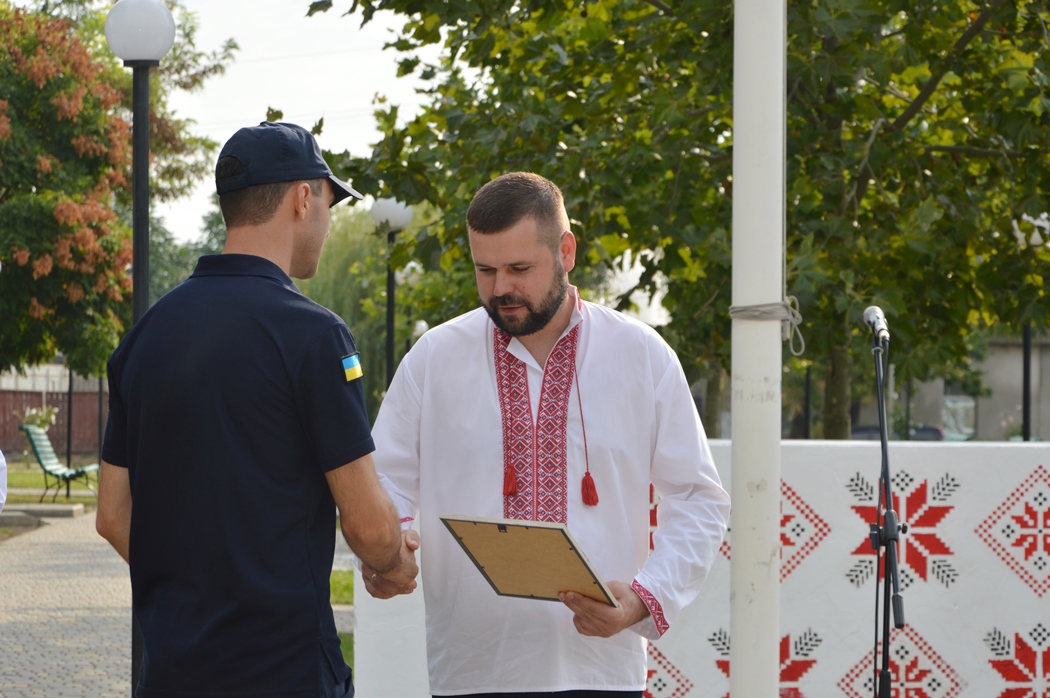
(439, 514, 618, 606)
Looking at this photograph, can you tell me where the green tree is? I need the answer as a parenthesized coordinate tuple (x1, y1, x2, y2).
(297, 205, 420, 421)
(0, 1, 235, 375)
(310, 0, 1050, 437)
(0, 3, 134, 376)
(149, 195, 227, 303)
(32, 0, 239, 207)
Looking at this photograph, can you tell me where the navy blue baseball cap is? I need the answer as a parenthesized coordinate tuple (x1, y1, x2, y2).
(215, 121, 363, 206)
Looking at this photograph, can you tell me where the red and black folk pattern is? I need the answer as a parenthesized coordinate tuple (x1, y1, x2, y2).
(707, 629, 823, 698)
(976, 464, 1050, 598)
(632, 579, 669, 637)
(838, 626, 966, 698)
(849, 472, 958, 589)
(495, 325, 579, 523)
(645, 643, 695, 698)
(985, 623, 1050, 698)
(701, 481, 829, 582)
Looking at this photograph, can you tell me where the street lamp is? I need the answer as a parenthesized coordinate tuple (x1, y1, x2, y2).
(370, 198, 414, 388)
(104, 2, 175, 693)
(105, 0, 176, 324)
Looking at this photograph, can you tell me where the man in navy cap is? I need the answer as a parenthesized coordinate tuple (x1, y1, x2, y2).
(97, 122, 418, 698)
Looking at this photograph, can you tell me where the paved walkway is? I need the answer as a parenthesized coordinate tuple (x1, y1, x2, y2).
(0, 510, 356, 697)
(0, 511, 131, 697)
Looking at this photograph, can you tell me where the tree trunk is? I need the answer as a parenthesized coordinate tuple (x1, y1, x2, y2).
(824, 345, 852, 439)
(705, 365, 725, 438)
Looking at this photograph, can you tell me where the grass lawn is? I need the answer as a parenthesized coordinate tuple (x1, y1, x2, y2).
(7, 469, 95, 491)
(338, 633, 354, 669)
(4, 493, 97, 506)
(330, 569, 354, 605)
(330, 570, 354, 668)
(6, 450, 98, 490)
(5, 450, 98, 506)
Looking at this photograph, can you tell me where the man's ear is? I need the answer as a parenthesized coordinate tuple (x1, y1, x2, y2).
(560, 231, 577, 273)
(291, 182, 312, 219)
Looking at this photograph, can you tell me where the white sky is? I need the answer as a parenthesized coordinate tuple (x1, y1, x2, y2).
(150, 0, 435, 242)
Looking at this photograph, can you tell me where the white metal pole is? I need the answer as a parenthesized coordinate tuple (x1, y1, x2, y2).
(730, 0, 786, 694)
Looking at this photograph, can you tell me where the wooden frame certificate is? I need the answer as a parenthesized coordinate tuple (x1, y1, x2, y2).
(440, 514, 618, 607)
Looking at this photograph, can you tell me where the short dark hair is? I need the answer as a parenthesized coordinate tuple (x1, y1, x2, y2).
(466, 172, 566, 251)
(216, 156, 323, 228)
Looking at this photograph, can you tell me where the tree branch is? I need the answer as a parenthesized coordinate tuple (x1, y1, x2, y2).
(891, 0, 1007, 131)
(840, 119, 885, 216)
(923, 144, 1024, 157)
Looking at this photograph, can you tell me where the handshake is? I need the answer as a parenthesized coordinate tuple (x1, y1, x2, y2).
(359, 529, 420, 599)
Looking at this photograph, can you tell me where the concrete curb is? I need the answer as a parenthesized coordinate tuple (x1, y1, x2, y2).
(4, 503, 85, 518)
(0, 511, 42, 528)
(332, 604, 356, 635)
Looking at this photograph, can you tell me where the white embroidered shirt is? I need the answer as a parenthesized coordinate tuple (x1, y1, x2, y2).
(371, 293, 730, 695)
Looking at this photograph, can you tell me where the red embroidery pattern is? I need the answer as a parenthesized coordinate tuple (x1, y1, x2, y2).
(976, 465, 1050, 597)
(851, 473, 957, 588)
(649, 483, 658, 550)
(704, 481, 829, 582)
(646, 644, 694, 698)
(985, 624, 1050, 697)
(494, 326, 579, 523)
(708, 629, 822, 698)
(837, 626, 966, 698)
(632, 579, 669, 636)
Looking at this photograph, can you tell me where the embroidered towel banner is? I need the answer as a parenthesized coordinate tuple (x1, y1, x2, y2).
(354, 441, 1050, 698)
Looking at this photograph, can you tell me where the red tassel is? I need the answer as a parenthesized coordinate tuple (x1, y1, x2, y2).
(504, 466, 518, 496)
(581, 471, 599, 506)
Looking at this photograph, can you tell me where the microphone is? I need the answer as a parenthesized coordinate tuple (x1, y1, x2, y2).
(863, 306, 890, 343)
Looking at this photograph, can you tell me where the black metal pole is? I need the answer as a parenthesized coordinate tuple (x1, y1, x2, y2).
(66, 369, 73, 469)
(386, 228, 397, 389)
(869, 335, 905, 698)
(127, 58, 157, 697)
(98, 375, 104, 465)
(1023, 323, 1032, 441)
(130, 62, 156, 324)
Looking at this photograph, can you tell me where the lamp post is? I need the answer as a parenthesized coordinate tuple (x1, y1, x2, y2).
(104, 2, 175, 694)
(105, 0, 176, 324)
(370, 198, 414, 388)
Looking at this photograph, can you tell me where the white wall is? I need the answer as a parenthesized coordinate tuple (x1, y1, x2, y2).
(355, 440, 1050, 696)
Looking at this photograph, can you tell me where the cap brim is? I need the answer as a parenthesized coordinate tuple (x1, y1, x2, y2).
(329, 175, 363, 206)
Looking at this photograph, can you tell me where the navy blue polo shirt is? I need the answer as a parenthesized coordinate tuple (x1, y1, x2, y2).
(103, 254, 373, 698)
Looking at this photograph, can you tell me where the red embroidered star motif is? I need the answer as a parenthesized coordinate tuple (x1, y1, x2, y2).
(852, 480, 954, 582)
(1011, 501, 1050, 562)
(989, 632, 1050, 698)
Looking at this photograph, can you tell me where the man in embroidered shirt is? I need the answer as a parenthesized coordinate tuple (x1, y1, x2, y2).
(368, 172, 730, 697)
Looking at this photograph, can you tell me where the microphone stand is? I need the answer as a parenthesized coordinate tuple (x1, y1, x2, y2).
(868, 332, 906, 698)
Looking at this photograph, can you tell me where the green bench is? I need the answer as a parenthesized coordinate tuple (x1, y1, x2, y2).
(18, 424, 99, 502)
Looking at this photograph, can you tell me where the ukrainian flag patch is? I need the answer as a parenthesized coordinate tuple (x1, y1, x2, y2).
(341, 353, 363, 382)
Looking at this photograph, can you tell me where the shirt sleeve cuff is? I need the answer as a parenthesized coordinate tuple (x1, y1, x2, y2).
(631, 579, 670, 639)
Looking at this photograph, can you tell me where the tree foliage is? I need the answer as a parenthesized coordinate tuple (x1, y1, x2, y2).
(150, 195, 227, 304)
(0, 1, 235, 375)
(0, 3, 133, 376)
(297, 205, 422, 421)
(311, 0, 1050, 437)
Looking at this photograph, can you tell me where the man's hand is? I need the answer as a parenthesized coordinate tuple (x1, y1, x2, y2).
(362, 529, 420, 600)
(559, 580, 650, 638)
